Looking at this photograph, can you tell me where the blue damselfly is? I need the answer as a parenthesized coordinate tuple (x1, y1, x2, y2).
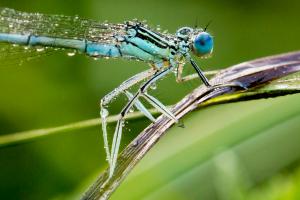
(0, 8, 245, 178)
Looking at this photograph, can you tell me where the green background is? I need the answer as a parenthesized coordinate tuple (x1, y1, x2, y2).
(0, 0, 300, 199)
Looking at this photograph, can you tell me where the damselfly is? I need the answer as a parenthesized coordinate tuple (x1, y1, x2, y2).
(0, 8, 245, 178)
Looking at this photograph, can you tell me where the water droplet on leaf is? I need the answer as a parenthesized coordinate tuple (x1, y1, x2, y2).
(150, 83, 157, 90)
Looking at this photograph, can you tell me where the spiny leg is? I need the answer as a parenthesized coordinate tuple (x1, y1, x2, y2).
(176, 69, 247, 90)
(190, 58, 211, 87)
(142, 93, 177, 122)
(125, 91, 156, 122)
(177, 58, 247, 90)
(109, 67, 175, 178)
(100, 69, 156, 167)
(176, 68, 219, 83)
(175, 57, 212, 86)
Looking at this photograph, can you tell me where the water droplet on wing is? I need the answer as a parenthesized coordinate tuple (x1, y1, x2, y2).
(67, 51, 76, 57)
(36, 47, 45, 52)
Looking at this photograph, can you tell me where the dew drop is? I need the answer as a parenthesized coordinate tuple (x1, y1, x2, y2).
(92, 52, 100, 56)
(150, 83, 157, 90)
(36, 47, 45, 52)
(101, 108, 109, 118)
(67, 51, 76, 57)
(133, 140, 139, 147)
(18, 60, 24, 66)
(156, 25, 161, 31)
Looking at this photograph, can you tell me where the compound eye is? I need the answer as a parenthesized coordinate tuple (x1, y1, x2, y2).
(192, 32, 213, 56)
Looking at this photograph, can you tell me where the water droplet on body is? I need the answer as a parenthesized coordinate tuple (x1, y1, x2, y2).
(101, 108, 109, 118)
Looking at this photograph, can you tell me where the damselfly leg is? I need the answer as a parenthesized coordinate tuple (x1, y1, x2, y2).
(176, 63, 219, 83)
(108, 66, 178, 178)
(100, 69, 156, 167)
(176, 59, 247, 90)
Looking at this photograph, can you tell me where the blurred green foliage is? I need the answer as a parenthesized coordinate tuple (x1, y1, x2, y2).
(0, 0, 299, 199)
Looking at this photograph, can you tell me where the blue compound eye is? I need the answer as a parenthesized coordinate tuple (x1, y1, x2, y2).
(192, 32, 213, 57)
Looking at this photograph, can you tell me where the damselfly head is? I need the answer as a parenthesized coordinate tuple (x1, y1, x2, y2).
(191, 31, 213, 58)
(176, 27, 213, 58)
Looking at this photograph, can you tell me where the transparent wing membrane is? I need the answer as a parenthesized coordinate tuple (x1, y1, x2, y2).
(0, 42, 58, 66)
(0, 8, 126, 44)
(0, 8, 176, 65)
(0, 8, 129, 66)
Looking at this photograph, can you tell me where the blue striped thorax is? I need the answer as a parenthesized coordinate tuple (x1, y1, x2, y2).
(120, 22, 214, 69)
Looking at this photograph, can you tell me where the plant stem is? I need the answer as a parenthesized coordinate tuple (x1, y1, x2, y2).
(0, 110, 159, 147)
(81, 51, 300, 200)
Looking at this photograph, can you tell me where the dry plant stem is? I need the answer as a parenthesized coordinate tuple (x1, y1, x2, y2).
(81, 51, 300, 200)
(1, 77, 299, 148)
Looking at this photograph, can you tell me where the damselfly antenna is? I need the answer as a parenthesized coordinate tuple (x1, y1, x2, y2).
(204, 20, 213, 32)
(194, 17, 198, 29)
